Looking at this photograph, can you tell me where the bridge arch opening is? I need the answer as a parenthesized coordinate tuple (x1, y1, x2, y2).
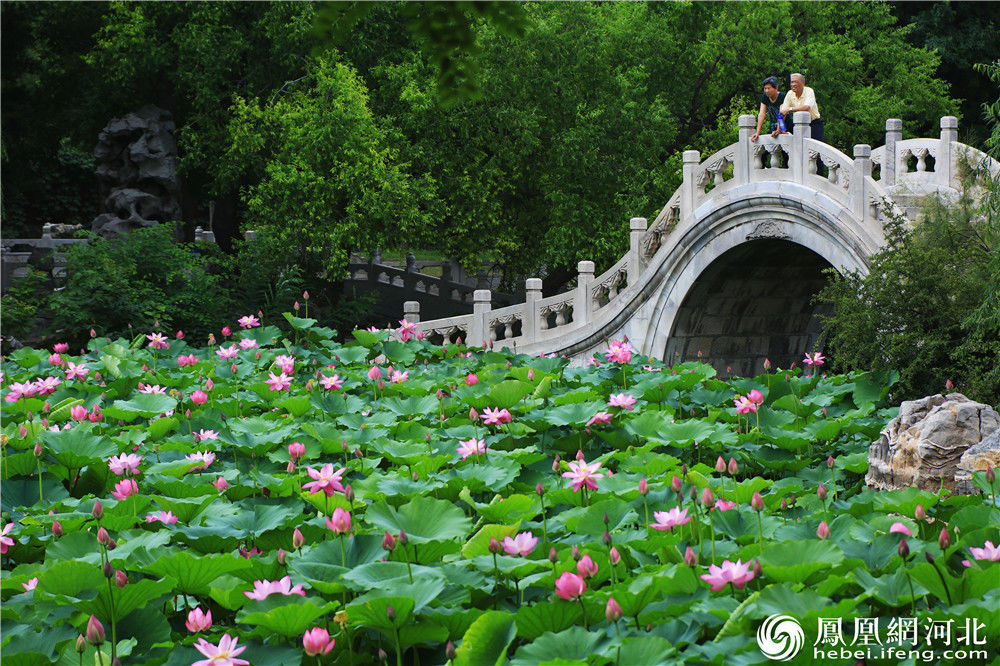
(663, 239, 834, 377)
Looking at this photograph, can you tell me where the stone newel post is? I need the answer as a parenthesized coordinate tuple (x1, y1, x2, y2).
(883, 118, 902, 187)
(852, 144, 872, 222)
(403, 301, 420, 324)
(939, 116, 958, 189)
(469, 289, 492, 347)
(735, 114, 756, 184)
(680, 150, 701, 223)
(523, 278, 542, 342)
(575, 261, 595, 326)
(628, 217, 647, 284)
(791, 111, 812, 183)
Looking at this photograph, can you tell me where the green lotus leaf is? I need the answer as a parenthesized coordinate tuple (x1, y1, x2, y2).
(364, 496, 472, 544)
(238, 599, 335, 637)
(453, 610, 516, 666)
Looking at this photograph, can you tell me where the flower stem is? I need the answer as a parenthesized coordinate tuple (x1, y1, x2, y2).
(339, 534, 347, 568)
(577, 597, 590, 630)
(756, 510, 764, 553)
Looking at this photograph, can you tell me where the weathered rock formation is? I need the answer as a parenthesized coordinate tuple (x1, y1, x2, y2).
(954, 427, 1000, 495)
(91, 105, 182, 237)
(866, 393, 999, 494)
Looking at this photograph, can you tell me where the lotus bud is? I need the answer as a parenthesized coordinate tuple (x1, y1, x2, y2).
(817, 521, 830, 539)
(938, 528, 951, 550)
(446, 640, 457, 660)
(945, 378, 953, 390)
(752, 559, 762, 578)
(914, 504, 926, 521)
(436, 388, 444, 400)
(286, 461, 296, 474)
(18, 424, 28, 438)
(411, 470, 417, 480)
(715, 456, 726, 474)
(827, 455, 835, 469)
(52, 521, 63, 538)
(292, 528, 305, 550)
(231, 363, 238, 373)
(386, 605, 396, 623)
(701, 486, 714, 509)
(255, 350, 261, 360)
(344, 485, 355, 503)
(398, 530, 408, 546)
(552, 457, 560, 473)
(603, 530, 612, 546)
(41, 417, 48, 428)
(684, 546, 698, 568)
(728, 457, 739, 476)
(33, 442, 42, 457)
(576, 449, 585, 462)
(294, 301, 300, 312)
(488, 537, 501, 554)
(606, 596, 623, 622)
(780, 497, 788, 511)
(898, 538, 910, 558)
(817, 484, 828, 501)
(382, 531, 396, 551)
(763, 358, 771, 370)
(378, 648, 388, 662)
(469, 407, 479, 422)
(609, 546, 621, 565)
(277, 548, 287, 565)
(571, 544, 581, 561)
(76, 634, 87, 653)
(185, 409, 192, 419)
(115, 570, 128, 588)
(536, 482, 545, 497)
(670, 474, 682, 493)
(103, 560, 113, 578)
(987, 467, 996, 484)
(751, 491, 765, 512)
(86, 615, 105, 646)
(528, 368, 535, 380)
(925, 552, 935, 565)
(549, 547, 558, 563)
(690, 486, 698, 501)
(97, 526, 110, 546)
(603, 512, 610, 526)
(43, 400, 52, 412)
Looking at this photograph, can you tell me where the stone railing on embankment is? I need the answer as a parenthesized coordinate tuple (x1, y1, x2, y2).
(402, 113, 998, 356)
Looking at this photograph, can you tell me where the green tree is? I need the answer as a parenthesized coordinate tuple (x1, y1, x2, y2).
(221, 54, 437, 282)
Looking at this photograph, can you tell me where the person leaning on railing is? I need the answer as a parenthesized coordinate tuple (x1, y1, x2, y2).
(780, 72, 824, 142)
(750, 76, 789, 142)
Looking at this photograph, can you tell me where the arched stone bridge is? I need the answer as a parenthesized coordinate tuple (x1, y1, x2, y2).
(403, 113, 998, 376)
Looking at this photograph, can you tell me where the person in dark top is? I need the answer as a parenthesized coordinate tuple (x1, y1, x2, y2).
(750, 76, 787, 142)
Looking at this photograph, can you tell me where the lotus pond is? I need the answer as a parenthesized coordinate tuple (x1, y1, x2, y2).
(1, 314, 997, 665)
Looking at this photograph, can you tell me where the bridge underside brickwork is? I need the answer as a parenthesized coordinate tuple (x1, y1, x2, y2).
(663, 239, 833, 378)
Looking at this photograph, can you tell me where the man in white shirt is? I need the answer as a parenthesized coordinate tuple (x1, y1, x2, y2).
(780, 72, 824, 142)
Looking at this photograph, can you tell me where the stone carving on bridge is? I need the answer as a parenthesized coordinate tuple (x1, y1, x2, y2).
(91, 105, 182, 238)
(745, 221, 790, 241)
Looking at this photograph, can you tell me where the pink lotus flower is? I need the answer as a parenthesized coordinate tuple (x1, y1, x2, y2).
(397, 319, 418, 342)
(325, 507, 352, 534)
(177, 354, 199, 367)
(265, 372, 292, 392)
(303, 627, 336, 657)
(889, 522, 913, 537)
(482, 407, 512, 425)
(194, 429, 219, 443)
(465, 373, 478, 386)
(586, 357, 602, 367)
(53, 342, 69, 353)
(244, 575, 305, 600)
(108, 453, 142, 476)
(389, 369, 408, 383)
(303, 463, 346, 497)
(604, 339, 633, 364)
(562, 459, 604, 492)
(185, 451, 216, 471)
(145, 511, 179, 525)
(65, 362, 89, 381)
(238, 315, 261, 329)
(288, 441, 306, 461)
(319, 374, 343, 390)
(747, 389, 764, 405)
(22, 577, 39, 592)
(456, 438, 489, 460)
(650, 506, 692, 531)
(712, 499, 737, 512)
(607, 393, 637, 410)
(699, 558, 755, 591)
(193, 633, 249, 666)
(111, 478, 138, 500)
(969, 541, 1000, 562)
(274, 354, 296, 374)
(238, 338, 258, 350)
(216, 344, 239, 360)
(501, 531, 538, 556)
(803, 352, 825, 367)
(186, 607, 212, 632)
(138, 383, 167, 394)
(0, 523, 15, 554)
(212, 476, 229, 493)
(146, 333, 169, 350)
(32, 376, 61, 395)
(734, 395, 757, 414)
(554, 571, 587, 600)
(88, 405, 103, 423)
(48, 353, 63, 366)
(70, 404, 89, 421)
(576, 554, 599, 578)
(586, 411, 613, 426)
